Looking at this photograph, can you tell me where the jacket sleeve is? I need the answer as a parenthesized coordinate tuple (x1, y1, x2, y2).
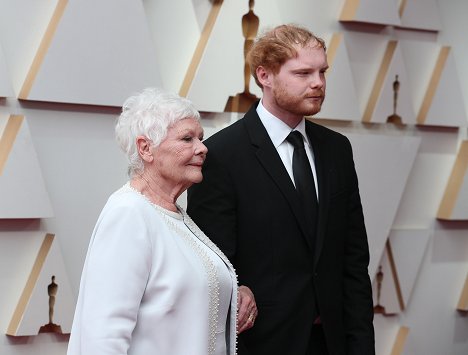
(68, 202, 152, 355)
(342, 138, 375, 355)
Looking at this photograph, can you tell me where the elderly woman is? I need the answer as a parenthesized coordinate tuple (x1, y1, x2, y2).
(68, 88, 247, 355)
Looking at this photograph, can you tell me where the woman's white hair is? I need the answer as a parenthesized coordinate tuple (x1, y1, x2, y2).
(115, 87, 201, 177)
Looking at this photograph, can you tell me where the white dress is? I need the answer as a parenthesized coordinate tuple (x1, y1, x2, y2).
(67, 183, 237, 355)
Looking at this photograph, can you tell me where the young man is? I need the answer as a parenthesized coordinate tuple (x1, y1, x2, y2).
(188, 24, 375, 355)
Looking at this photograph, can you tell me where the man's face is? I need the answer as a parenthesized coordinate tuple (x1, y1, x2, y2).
(270, 45, 328, 117)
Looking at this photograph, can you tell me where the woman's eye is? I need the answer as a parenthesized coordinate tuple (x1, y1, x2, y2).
(182, 136, 193, 142)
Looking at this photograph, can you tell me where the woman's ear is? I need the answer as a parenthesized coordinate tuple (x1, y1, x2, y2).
(136, 136, 154, 163)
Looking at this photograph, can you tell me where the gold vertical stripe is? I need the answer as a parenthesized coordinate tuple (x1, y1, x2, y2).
(417, 46, 450, 125)
(399, 0, 408, 18)
(437, 141, 468, 219)
(7, 234, 55, 336)
(326, 33, 342, 71)
(0, 115, 24, 175)
(386, 239, 405, 311)
(18, 0, 68, 99)
(391, 326, 410, 355)
(457, 274, 468, 311)
(179, 0, 224, 97)
(339, 0, 360, 21)
(362, 41, 397, 123)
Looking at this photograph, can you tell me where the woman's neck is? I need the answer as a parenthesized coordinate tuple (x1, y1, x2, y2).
(130, 173, 181, 212)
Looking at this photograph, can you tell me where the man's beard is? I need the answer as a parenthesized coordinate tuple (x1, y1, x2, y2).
(273, 84, 325, 117)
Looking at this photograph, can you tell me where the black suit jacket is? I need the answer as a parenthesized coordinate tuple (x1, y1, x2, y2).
(188, 104, 375, 355)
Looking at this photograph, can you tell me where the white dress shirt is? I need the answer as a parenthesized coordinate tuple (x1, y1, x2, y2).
(257, 100, 319, 199)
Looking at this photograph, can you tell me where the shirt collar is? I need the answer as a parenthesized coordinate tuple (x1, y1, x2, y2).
(257, 100, 310, 148)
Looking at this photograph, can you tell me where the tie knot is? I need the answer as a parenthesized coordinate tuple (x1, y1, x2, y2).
(286, 131, 304, 149)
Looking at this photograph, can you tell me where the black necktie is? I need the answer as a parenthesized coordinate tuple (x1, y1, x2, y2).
(286, 131, 318, 239)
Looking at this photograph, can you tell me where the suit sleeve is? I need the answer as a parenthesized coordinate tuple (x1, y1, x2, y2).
(187, 142, 238, 263)
(342, 138, 375, 355)
(70, 203, 152, 355)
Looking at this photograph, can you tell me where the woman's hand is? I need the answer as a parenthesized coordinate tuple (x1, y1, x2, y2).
(237, 285, 258, 334)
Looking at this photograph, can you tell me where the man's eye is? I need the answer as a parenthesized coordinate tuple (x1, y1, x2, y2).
(182, 136, 193, 142)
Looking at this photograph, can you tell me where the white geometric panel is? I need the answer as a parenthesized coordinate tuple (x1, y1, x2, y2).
(26, 0, 161, 106)
(420, 47, 467, 127)
(438, 141, 468, 220)
(0, 0, 60, 97)
(374, 315, 402, 355)
(390, 229, 431, 308)
(344, 32, 392, 116)
(0, 44, 14, 98)
(143, 0, 208, 94)
(401, 41, 467, 127)
(186, 0, 264, 112)
(347, 133, 421, 278)
(0, 114, 53, 218)
(399, 0, 441, 32)
(367, 41, 416, 124)
(315, 33, 361, 121)
(7, 234, 75, 336)
(372, 230, 431, 315)
(340, 0, 401, 27)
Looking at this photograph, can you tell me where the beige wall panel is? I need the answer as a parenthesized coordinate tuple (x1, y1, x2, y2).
(401, 40, 467, 127)
(390, 230, 431, 308)
(373, 229, 431, 314)
(420, 49, 467, 127)
(393, 129, 458, 229)
(457, 274, 468, 312)
(0, 114, 53, 218)
(438, 141, 468, 220)
(315, 33, 361, 121)
(374, 315, 401, 355)
(0, 45, 14, 98)
(186, 0, 267, 111)
(368, 42, 416, 124)
(345, 32, 392, 115)
(436, 0, 468, 124)
(400, 40, 441, 116)
(143, 0, 207, 94)
(373, 241, 401, 315)
(340, 0, 400, 26)
(347, 133, 421, 277)
(7, 234, 74, 336)
(0, 230, 46, 334)
(25, 0, 161, 106)
(0, 0, 59, 96)
(399, 0, 441, 32)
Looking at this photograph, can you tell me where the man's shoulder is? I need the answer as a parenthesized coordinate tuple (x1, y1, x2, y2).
(204, 117, 248, 148)
(306, 119, 349, 142)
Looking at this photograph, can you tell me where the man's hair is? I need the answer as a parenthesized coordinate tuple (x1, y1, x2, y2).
(247, 24, 326, 88)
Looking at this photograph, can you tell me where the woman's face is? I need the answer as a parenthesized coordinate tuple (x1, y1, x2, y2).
(153, 117, 207, 188)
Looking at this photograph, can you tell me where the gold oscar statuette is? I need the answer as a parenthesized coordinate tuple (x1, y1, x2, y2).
(39, 275, 63, 334)
(373, 266, 387, 314)
(224, 0, 260, 113)
(387, 74, 403, 125)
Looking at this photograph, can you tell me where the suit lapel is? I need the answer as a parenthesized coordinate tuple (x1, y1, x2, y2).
(306, 122, 330, 269)
(243, 105, 316, 251)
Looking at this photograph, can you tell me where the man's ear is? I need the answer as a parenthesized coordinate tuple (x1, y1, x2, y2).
(136, 136, 154, 163)
(256, 66, 272, 88)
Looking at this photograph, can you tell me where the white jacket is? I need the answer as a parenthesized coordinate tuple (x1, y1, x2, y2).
(68, 184, 237, 355)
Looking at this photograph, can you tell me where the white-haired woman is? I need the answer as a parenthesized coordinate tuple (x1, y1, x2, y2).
(68, 88, 251, 355)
